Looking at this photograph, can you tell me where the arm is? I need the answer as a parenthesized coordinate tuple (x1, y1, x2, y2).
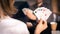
(34, 19, 48, 34)
(52, 0, 60, 15)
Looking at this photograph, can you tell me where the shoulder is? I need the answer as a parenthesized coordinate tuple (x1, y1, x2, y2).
(9, 17, 26, 24)
(2, 16, 27, 26)
(10, 17, 28, 27)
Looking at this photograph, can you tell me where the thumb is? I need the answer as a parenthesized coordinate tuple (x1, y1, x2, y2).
(43, 20, 47, 25)
(38, 19, 43, 24)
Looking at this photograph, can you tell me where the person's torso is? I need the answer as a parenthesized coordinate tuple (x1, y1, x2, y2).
(0, 16, 29, 34)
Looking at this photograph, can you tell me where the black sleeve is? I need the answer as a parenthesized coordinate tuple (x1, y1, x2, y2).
(13, 2, 29, 23)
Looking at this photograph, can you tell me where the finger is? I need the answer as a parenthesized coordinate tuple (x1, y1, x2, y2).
(22, 8, 27, 11)
(43, 20, 47, 25)
(38, 19, 43, 24)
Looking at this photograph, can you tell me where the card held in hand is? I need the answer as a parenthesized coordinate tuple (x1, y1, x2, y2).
(34, 7, 52, 20)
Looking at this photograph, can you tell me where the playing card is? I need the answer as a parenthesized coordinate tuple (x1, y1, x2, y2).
(34, 7, 52, 20)
(42, 8, 52, 20)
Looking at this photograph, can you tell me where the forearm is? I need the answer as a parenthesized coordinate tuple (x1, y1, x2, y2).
(34, 29, 41, 34)
(34, 26, 42, 34)
(52, 0, 60, 15)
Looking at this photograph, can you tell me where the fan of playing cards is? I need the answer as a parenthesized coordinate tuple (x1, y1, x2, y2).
(34, 7, 52, 20)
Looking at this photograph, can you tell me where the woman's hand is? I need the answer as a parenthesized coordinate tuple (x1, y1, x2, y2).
(22, 8, 36, 20)
(26, 22, 33, 28)
(35, 19, 48, 34)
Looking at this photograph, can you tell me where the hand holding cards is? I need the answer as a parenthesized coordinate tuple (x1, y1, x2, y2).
(34, 7, 52, 20)
(22, 7, 52, 21)
(22, 8, 33, 15)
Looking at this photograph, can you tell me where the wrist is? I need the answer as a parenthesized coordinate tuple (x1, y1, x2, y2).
(34, 28, 42, 34)
(34, 30, 41, 34)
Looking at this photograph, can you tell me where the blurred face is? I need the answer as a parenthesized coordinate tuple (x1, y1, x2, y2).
(37, 0, 43, 4)
(26, 0, 36, 6)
